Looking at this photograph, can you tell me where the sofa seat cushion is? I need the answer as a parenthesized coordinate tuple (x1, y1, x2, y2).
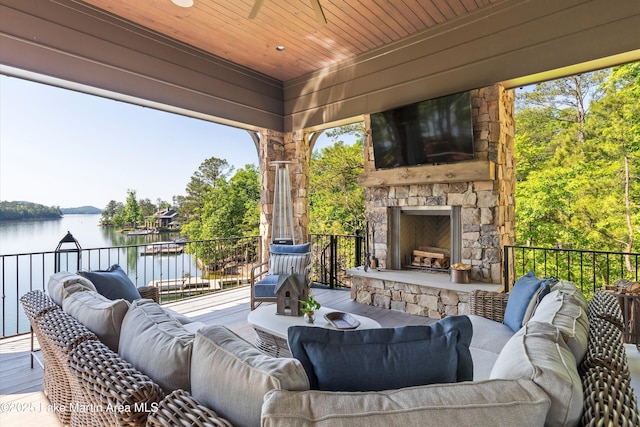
(261, 378, 550, 427)
(529, 290, 589, 363)
(288, 316, 473, 392)
(118, 299, 195, 393)
(78, 264, 141, 302)
(48, 271, 96, 306)
(490, 321, 583, 427)
(190, 325, 309, 427)
(62, 291, 129, 352)
(467, 314, 515, 380)
(503, 271, 554, 332)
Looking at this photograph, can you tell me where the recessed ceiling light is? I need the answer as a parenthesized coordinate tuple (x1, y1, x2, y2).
(172, 0, 194, 7)
(276, 46, 286, 52)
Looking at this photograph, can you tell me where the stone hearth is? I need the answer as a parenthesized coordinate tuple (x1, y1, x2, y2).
(348, 268, 502, 319)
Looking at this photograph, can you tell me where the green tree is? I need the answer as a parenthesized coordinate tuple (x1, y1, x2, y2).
(0, 201, 62, 221)
(181, 157, 234, 240)
(310, 134, 365, 235)
(198, 165, 260, 239)
(515, 64, 639, 261)
(100, 200, 119, 225)
(138, 198, 157, 219)
(123, 189, 142, 227)
(584, 63, 639, 260)
(182, 157, 233, 223)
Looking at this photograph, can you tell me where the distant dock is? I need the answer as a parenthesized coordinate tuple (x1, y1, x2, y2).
(141, 242, 184, 255)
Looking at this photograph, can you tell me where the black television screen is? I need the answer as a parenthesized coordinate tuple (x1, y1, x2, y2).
(370, 92, 474, 169)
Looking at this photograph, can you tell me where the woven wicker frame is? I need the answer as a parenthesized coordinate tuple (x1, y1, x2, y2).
(37, 309, 97, 426)
(146, 389, 233, 427)
(20, 291, 62, 393)
(468, 289, 509, 322)
(68, 339, 164, 427)
(138, 286, 160, 303)
(20, 290, 59, 323)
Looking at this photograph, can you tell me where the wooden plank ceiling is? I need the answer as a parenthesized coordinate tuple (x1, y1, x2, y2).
(80, 0, 497, 82)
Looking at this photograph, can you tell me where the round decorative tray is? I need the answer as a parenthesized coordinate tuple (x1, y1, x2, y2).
(324, 311, 361, 329)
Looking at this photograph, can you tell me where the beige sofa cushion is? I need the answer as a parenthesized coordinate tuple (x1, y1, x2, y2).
(261, 378, 550, 427)
(551, 281, 588, 311)
(467, 314, 515, 380)
(191, 325, 309, 427)
(118, 299, 195, 393)
(490, 321, 582, 427)
(62, 291, 129, 352)
(48, 271, 96, 306)
(529, 290, 589, 362)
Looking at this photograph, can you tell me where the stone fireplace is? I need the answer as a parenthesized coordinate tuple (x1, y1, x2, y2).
(387, 206, 461, 271)
(348, 84, 515, 318)
(360, 84, 516, 284)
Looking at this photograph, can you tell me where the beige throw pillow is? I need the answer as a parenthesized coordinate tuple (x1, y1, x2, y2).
(62, 291, 129, 352)
(48, 271, 96, 306)
(191, 325, 309, 427)
(118, 299, 195, 393)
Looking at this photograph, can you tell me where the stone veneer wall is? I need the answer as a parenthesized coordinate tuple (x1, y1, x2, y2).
(363, 84, 516, 284)
(351, 275, 470, 319)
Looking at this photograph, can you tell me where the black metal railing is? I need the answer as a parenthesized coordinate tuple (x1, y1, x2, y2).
(0, 233, 366, 338)
(309, 233, 364, 288)
(0, 236, 261, 338)
(5, 237, 636, 339)
(504, 245, 640, 297)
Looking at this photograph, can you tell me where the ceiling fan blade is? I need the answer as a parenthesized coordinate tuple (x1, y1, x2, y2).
(248, 0, 265, 19)
(309, 0, 327, 24)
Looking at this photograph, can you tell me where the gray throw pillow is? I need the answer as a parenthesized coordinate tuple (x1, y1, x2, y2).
(288, 316, 473, 392)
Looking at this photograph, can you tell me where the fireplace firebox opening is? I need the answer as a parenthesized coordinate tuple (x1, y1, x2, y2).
(387, 206, 461, 272)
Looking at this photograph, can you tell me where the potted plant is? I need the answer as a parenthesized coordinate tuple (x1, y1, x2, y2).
(300, 294, 321, 323)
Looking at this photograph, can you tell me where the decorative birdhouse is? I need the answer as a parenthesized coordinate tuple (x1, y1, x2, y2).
(275, 273, 308, 316)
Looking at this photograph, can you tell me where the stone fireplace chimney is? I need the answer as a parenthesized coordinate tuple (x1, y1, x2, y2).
(359, 85, 516, 284)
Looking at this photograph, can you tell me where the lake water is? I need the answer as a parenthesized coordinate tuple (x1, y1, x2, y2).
(0, 214, 202, 336)
(1, 214, 129, 255)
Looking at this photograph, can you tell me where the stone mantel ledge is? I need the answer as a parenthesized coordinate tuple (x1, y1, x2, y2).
(347, 267, 503, 319)
(347, 267, 503, 293)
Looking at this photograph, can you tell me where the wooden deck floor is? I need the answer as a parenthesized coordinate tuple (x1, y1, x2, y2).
(0, 285, 435, 426)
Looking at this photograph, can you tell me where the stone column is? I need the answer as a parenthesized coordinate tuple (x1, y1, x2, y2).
(257, 129, 311, 260)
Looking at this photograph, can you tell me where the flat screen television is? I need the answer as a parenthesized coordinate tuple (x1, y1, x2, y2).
(370, 91, 474, 169)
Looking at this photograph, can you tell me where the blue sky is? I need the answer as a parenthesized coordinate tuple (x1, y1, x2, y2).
(0, 75, 346, 209)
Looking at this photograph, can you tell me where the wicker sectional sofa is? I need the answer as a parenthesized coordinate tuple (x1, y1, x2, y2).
(20, 273, 639, 427)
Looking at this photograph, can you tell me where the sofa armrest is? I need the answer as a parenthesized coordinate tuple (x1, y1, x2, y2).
(251, 261, 270, 282)
(469, 290, 509, 323)
(138, 285, 160, 303)
(68, 339, 164, 426)
(147, 389, 233, 427)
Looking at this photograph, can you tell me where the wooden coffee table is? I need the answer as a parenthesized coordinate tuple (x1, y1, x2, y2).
(247, 304, 381, 357)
